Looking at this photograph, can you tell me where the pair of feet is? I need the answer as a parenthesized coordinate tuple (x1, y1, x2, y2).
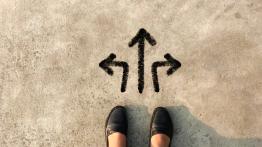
(105, 106, 173, 147)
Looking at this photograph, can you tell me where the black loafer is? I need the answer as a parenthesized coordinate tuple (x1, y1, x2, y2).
(149, 107, 173, 147)
(105, 106, 128, 147)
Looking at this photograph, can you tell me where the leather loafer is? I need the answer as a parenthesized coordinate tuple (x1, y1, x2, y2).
(105, 106, 128, 147)
(149, 107, 173, 147)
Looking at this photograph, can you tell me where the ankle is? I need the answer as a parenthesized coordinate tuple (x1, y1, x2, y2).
(151, 134, 170, 147)
(108, 132, 126, 147)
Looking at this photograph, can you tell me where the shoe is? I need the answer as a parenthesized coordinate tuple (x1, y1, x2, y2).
(105, 106, 128, 147)
(149, 107, 173, 147)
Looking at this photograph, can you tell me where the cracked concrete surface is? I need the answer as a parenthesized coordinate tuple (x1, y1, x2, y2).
(0, 0, 262, 146)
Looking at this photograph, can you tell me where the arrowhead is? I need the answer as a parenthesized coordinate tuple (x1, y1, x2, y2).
(128, 28, 157, 47)
(164, 53, 181, 75)
(99, 53, 116, 75)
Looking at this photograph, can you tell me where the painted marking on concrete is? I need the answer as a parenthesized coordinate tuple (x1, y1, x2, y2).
(152, 53, 181, 92)
(99, 53, 129, 92)
(128, 28, 157, 93)
(99, 28, 181, 93)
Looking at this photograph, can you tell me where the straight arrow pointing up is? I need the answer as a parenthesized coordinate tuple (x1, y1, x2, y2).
(129, 28, 156, 93)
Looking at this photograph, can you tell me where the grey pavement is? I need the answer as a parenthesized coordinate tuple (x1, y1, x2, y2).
(0, 0, 262, 146)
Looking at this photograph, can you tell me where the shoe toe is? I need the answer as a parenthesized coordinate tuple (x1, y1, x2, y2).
(106, 106, 127, 136)
(151, 107, 173, 138)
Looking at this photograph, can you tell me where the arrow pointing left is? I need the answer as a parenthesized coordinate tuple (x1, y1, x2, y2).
(99, 53, 129, 92)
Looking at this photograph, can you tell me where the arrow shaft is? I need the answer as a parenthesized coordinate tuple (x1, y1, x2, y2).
(152, 61, 169, 92)
(128, 28, 157, 93)
(110, 61, 129, 92)
(138, 38, 145, 93)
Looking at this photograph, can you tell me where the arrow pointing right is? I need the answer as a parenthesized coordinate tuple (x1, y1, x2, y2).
(152, 53, 181, 92)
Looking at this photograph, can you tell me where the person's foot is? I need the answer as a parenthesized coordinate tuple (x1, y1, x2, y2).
(105, 106, 127, 147)
(150, 107, 173, 147)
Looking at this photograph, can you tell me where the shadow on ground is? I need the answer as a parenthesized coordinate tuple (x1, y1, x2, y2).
(125, 105, 262, 147)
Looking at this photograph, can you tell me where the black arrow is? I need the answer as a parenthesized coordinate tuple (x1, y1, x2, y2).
(99, 53, 129, 92)
(152, 53, 181, 92)
(129, 28, 157, 93)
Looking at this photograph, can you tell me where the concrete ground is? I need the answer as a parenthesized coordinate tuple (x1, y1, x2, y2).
(0, 0, 262, 147)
